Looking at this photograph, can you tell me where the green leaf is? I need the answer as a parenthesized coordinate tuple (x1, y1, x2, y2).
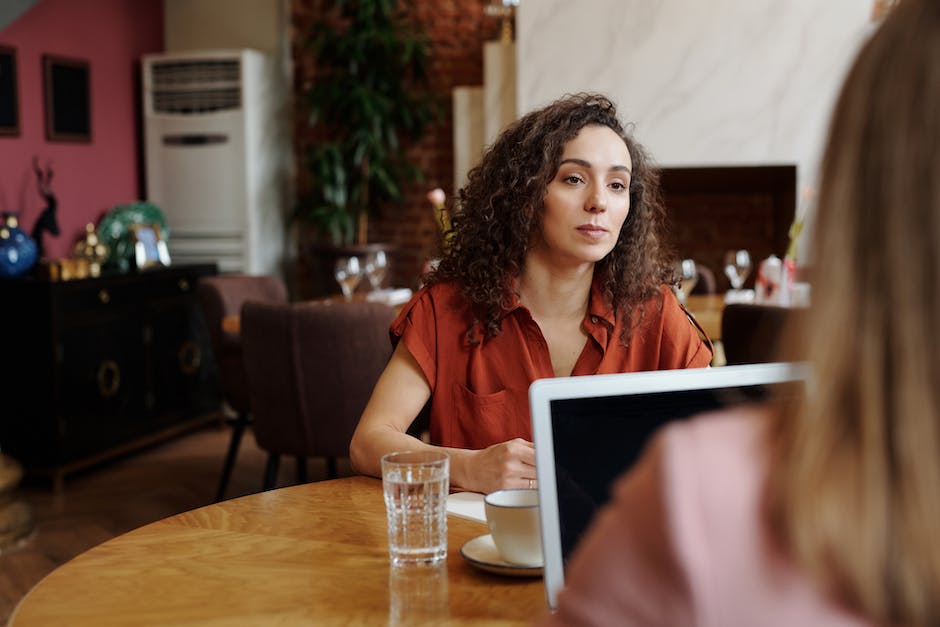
(297, 0, 437, 244)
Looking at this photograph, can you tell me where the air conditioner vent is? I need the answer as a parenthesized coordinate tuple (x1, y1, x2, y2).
(152, 88, 241, 114)
(143, 49, 286, 276)
(151, 59, 241, 87)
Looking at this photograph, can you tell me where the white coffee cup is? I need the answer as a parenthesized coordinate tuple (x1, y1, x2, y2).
(484, 488, 543, 567)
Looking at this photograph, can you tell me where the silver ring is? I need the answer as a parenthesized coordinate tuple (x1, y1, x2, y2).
(528, 479, 534, 489)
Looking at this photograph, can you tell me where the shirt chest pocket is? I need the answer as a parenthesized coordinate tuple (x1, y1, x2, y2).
(451, 383, 511, 449)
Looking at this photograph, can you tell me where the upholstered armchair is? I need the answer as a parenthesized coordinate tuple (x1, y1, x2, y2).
(197, 274, 288, 501)
(720, 303, 806, 365)
(240, 300, 395, 489)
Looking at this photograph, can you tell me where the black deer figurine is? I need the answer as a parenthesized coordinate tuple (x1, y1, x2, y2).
(31, 157, 60, 259)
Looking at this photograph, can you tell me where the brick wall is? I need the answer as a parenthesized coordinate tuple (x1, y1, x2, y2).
(291, 1, 501, 297)
(660, 166, 797, 292)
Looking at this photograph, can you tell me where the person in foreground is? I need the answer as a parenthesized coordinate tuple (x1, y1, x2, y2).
(541, 2, 940, 626)
(350, 93, 712, 494)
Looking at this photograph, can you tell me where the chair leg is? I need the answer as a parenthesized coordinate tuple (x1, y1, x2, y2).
(215, 412, 249, 503)
(263, 453, 280, 491)
(296, 456, 307, 484)
(327, 457, 338, 480)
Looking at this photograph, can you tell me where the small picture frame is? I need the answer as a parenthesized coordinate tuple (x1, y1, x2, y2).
(130, 223, 171, 270)
(0, 46, 19, 136)
(43, 54, 91, 142)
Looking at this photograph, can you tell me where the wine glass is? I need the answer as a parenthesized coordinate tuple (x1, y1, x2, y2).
(675, 258, 698, 305)
(364, 250, 389, 292)
(334, 256, 362, 300)
(724, 249, 752, 290)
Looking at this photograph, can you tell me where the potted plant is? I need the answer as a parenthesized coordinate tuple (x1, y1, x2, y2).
(295, 0, 438, 251)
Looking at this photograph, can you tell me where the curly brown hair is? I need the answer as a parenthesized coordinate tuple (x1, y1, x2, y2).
(428, 92, 675, 340)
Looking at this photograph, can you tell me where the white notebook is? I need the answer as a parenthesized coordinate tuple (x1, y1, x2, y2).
(446, 491, 486, 524)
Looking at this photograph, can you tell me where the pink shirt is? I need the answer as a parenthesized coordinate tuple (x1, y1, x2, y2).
(540, 408, 873, 627)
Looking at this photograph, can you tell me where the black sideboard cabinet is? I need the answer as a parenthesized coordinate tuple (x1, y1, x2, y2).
(0, 264, 222, 487)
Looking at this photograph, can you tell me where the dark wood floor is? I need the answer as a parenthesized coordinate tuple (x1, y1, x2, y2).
(0, 423, 353, 625)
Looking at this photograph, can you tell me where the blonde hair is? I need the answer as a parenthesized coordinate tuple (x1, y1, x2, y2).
(766, 0, 940, 623)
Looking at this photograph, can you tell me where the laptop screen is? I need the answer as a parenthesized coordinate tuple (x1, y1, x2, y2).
(530, 362, 809, 610)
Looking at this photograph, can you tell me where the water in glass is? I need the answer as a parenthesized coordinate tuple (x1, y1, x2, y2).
(334, 256, 362, 300)
(382, 451, 449, 567)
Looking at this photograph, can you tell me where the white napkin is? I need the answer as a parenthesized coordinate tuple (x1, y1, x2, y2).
(365, 287, 414, 306)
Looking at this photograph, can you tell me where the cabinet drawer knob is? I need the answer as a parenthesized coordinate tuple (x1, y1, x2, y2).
(97, 360, 121, 398)
(178, 278, 190, 292)
(98, 289, 110, 304)
(178, 341, 201, 375)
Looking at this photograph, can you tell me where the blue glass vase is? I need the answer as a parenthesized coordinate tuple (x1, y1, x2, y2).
(0, 214, 39, 278)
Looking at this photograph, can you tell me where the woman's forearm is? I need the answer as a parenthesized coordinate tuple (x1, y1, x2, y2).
(349, 423, 480, 490)
(349, 424, 428, 477)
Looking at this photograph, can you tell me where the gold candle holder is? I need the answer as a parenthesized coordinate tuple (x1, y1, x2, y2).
(73, 222, 110, 278)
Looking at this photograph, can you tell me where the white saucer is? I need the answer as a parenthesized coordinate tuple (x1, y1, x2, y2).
(459, 534, 543, 577)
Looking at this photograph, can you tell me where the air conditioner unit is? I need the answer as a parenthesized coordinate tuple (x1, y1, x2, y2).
(141, 49, 287, 275)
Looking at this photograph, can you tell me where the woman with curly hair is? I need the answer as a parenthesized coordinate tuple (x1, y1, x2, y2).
(350, 93, 712, 493)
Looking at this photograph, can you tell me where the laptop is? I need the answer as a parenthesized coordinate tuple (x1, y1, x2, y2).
(530, 362, 809, 610)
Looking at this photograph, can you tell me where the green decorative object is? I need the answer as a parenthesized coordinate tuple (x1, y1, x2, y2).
(97, 202, 169, 271)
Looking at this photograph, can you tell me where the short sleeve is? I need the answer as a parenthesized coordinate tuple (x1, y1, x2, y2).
(389, 286, 440, 391)
(658, 286, 713, 368)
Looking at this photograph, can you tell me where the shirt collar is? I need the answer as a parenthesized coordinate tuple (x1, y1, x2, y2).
(586, 271, 616, 329)
(502, 271, 616, 328)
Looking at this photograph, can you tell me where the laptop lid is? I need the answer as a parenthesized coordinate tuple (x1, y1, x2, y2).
(530, 362, 809, 610)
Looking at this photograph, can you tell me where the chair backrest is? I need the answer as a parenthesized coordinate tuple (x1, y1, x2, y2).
(721, 303, 806, 365)
(240, 300, 396, 459)
(690, 262, 717, 295)
(196, 274, 288, 413)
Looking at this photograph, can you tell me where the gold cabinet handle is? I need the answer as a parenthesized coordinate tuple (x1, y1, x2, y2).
(178, 278, 190, 292)
(97, 360, 120, 398)
(98, 289, 110, 304)
(178, 340, 201, 375)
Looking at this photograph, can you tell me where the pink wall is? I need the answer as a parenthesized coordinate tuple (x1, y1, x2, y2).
(0, 0, 163, 259)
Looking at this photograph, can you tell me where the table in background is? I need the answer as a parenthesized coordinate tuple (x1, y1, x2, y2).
(10, 476, 546, 626)
(685, 293, 725, 341)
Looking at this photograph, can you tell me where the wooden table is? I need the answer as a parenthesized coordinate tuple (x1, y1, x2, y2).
(685, 293, 725, 341)
(10, 476, 546, 626)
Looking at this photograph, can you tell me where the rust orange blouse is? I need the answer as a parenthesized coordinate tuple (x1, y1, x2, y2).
(391, 279, 713, 450)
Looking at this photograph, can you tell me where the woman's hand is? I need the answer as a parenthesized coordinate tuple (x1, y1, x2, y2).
(455, 438, 537, 494)
(351, 341, 540, 495)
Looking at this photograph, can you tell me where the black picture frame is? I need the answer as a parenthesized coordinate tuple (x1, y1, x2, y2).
(43, 54, 91, 142)
(0, 46, 19, 137)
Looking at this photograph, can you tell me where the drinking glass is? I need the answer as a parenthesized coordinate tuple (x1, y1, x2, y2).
(364, 250, 389, 291)
(724, 249, 752, 290)
(675, 258, 698, 305)
(334, 256, 361, 300)
(382, 450, 449, 567)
